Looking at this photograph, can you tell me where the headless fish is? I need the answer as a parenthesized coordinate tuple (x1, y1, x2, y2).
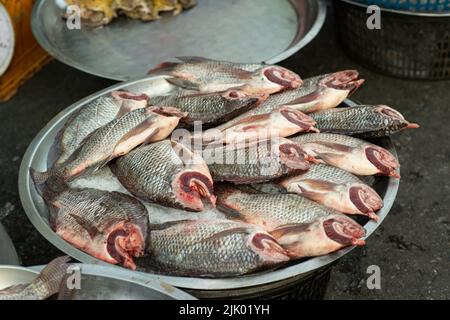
(290, 133, 400, 178)
(146, 219, 289, 277)
(279, 164, 383, 220)
(110, 140, 215, 211)
(148, 56, 302, 94)
(311, 105, 419, 137)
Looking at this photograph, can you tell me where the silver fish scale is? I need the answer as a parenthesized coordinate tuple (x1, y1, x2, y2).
(291, 133, 368, 148)
(149, 220, 269, 276)
(63, 108, 155, 175)
(216, 74, 325, 129)
(298, 164, 363, 185)
(207, 143, 290, 182)
(151, 93, 240, 123)
(311, 106, 403, 136)
(54, 188, 148, 234)
(224, 192, 333, 226)
(113, 141, 185, 207)
(57, 95, 122, 164)
(175, 62, 253, 88)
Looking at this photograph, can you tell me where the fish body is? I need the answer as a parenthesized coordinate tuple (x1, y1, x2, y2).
(213, 106, 318, 144)
(148, 57, 302, 94)
(0, 256, 70, 300)
(147, 219, 289, 277)
(290, 133, 400, 178)
(270, 215, 366, 259)
(279, 164, 383, 220)
(216, 70, 364, 130)
(150, 89, 267, 126)
(311, 105, 420, 137)
(204, 138, 315, 184)
(38, 178, 148, 270)
(55, 90, 148, 165)
(111, 140, 215, 211)
(215, 184, 334, 231)
(32, 106, 185, 188)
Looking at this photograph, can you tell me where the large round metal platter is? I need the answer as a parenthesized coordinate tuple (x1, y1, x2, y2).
(0, 263, 196, 300)
(31, 0, 326, 80)
(19, 75, 399, 292)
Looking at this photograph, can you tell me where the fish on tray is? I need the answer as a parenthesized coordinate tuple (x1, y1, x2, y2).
(270, 215, 366, 259)
(279, 164, 383, 220)
(206, 106, 318, 144)
(54, 90, 149, 165)
(148, 56, 302, 94)
(215, 70, 365, 130)
(110, 140, 216, 211)
(310, 105, 420, 137)
(31, 106, 185, 189)
(146, 219, 289, 277)
(36, 177, 148, 270)
(203, 137, 316, 184)
(0, 256, 71, 300)
(149, 89, 267, 126)
(215, 183, 334, 231)
(290, 133, 400, 178)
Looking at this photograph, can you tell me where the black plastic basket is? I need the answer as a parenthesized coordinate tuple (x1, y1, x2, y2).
(335, 0, 450, 79)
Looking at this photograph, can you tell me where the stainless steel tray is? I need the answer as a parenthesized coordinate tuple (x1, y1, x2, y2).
(19, 75, 399, 293)
(0, 223, 19, 266)
(0, 263, 196, 300)
(31, 0, 326, 80)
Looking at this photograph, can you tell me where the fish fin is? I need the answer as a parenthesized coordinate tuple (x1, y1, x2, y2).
(216, 203, 245, 220)
(149, 219, 195, 231)
(176, 56, 211, 63)
(298, 179, 338, 192)
(314, 151, 346, 164)
(201, 227, 251, 243)
(283, 90, 322, 109)
(69, 214, 101, 239)
(166, 77, 201, 90)
(112, 119, 160, 158)
(316, 141, 355, 153)
(270, 223, 313, 238)
(148, 61, 180, 75)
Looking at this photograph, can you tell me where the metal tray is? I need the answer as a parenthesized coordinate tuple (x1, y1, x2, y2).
(0, 263, 196, 300)
(0, 223, 19, 266)
(19, 75, 399, 294)
(31, 0, 326, 80)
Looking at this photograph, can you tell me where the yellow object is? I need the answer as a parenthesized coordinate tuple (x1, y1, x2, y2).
(0, 0, 51, 102)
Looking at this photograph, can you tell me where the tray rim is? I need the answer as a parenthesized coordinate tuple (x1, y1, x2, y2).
(0, 264, 196, 300)
(18, 75, 400, 291)
(31, 0, 327, 81)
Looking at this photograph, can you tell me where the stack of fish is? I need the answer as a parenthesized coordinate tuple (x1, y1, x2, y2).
(30, 57, 419, 278)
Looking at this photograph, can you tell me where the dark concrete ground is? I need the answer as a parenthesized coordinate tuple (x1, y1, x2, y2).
(0, 4, 448, 299)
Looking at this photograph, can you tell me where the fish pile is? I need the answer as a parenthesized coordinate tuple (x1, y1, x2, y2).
(64, 0, 197, 27)
(30, 57, 418, 277)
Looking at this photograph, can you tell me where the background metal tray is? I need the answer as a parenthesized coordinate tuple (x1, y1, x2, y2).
(18, 75, 399, 296)
(0, 264, 196, 300)
(31, 0, 326, 80)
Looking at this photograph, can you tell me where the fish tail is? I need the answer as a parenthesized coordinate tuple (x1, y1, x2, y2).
(29, 168, 68, 201)
(147, 61, 180, 75)
(36, 256, 72, 298)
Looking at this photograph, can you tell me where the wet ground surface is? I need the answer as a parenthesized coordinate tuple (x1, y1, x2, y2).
(0, 3, 448, 299)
